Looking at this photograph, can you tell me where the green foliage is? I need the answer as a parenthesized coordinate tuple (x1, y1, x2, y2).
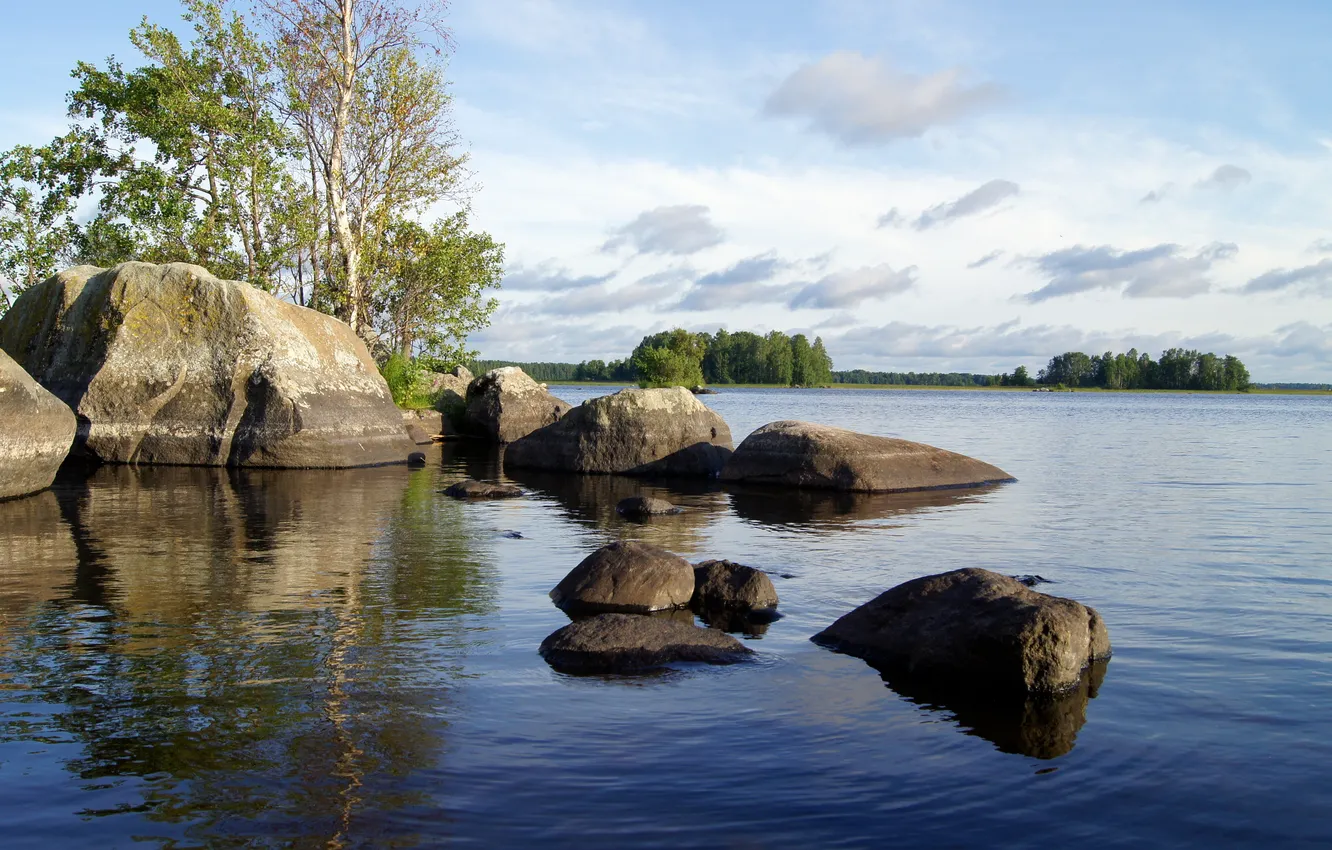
(369, 213, 503, 367)
(0, 144, 83, 315)
(635, 346, 705, 389)
(1039, 348, 1251, 391)
(833, 370, 993, 386)
(380, 352, 433, 409)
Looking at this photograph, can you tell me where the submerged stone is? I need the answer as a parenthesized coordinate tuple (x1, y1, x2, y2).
(442, 479, 523, 499)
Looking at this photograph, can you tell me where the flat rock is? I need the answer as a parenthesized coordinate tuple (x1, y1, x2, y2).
(813, 567, 1110, 694)
(505, 387, 733, 478)
(442, 479, 523, 499)
(539, 613, 753, 674)
(463, 367, 568, 443)
(691, 559, 780, 614)
(721, 420, 1013, 492)
(0, 262, 413, 468)
(550, 541, 695, 614)
(0, 348, 76, 500)
(616, 495, 681, 518)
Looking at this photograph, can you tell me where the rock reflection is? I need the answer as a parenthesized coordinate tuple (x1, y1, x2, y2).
(880, 659, 1110, 759)
(504, 465, 727, 557)
(0, 458, 500, 846)
(726, 484, 1000, 530)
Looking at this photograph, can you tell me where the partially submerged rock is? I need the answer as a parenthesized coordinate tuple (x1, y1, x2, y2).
(505, 387, 734, 477)
(813, 567, 1110, 694)
(550, 541, 695, 614)
(691, 560, 780, 616)
(616, 495, 681, 518)
(0, 348, 76, 500)
(721, 420, 1013, 492)
(442, 479, 524, 499)
(463, 367, 568, 443)
(539, 613, 753, 674)
(402, 409, 445, 444)
(0, 262, 414, 468)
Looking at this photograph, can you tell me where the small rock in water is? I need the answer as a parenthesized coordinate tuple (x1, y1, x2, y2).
(500, 530, 525, 539)
(616, 496, 682, 518)
(442, 479, 524, 499)
(539, 613, 753, 674)
(1013, 574, 1052, 587)
(407, 451, 427, 467)
(692, 560, 780, 614)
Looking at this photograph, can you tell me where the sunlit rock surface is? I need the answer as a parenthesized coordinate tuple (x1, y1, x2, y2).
(0, 262, 413, 468)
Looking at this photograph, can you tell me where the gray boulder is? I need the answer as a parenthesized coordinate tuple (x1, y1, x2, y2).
(0, 262, 414, 468)
(442, 479, 523, 499)
(550, 541, 695, 614)
(616, 495, 681, 518)
(0, 348, 76, 500)
(722, 420, 1013, 492)
(691, 559, 780, 615)
(505, 386, 733, 478)
(402, 409, 445, 445)
(813, 567, 1111, 694)
(463, 367, 568, 443)
(539, 613, 753, 674)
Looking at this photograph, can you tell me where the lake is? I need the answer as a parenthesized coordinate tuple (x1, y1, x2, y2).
(1, 387, 1329, 848)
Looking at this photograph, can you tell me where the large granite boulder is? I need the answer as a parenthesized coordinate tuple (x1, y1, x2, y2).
(505, 387, 733, 478)
(814, 568, 1111, 694)
(463, 367, 567, 443)
(550, 541, 695, 615)
(0, 348, 77, 499)
(0, 262, 414, 468)
(539, 613, 753, 674)
(722, 420, 1013, 492)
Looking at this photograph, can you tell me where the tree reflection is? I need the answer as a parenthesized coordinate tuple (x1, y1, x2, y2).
(0, 458, 499, 845)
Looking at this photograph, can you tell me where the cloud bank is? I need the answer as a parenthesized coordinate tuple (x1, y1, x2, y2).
(1021, 242, 1237, 302)
(601, 204, 725, 255)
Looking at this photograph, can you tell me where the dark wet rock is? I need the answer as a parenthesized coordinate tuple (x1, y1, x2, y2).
(539, 613, 753, 674)
(692, 559, 780, 614)
(550, 541, 695, 615)
(463, 367, 568, 443)
(616, 495, 681, 518)
(883, 658, 1109, 759)
(0, 262, 414, 468)
(814, 567, 1111, 694)
(722, 420, 1013, 492)
(500, 530, 525, 539)
(1013, 574, 1053, 587)
(0, 348, 76, 500)
(690, 386, 718, 395)
(504, 386, 733, 478)
(442, 479, 523, 499)
(407, 452, 427, 467)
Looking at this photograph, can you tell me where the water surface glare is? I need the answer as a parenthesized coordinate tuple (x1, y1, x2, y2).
(1, 388, 1330, 847)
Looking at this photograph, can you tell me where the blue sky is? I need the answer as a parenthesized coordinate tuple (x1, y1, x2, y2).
(3, 0, 1331, 379)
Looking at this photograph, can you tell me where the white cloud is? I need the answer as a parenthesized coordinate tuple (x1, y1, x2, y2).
(601, 204, 726, 256)
(503, 261, 614, 291)
(1196, 163, 1252, 190)
(914, 179, 1019, 229)
(763, 51, 1001, 145)
(790, 264, 917, 308)
(967, 250, 1004, 269)
(1242, 258, 1332, 296)
(1020, 242, 1238, 302)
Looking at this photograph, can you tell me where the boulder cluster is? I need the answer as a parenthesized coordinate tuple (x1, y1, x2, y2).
(0, 261, 1111, 730)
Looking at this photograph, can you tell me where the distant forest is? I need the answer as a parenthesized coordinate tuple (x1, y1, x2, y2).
(471, 335, 1255, 392)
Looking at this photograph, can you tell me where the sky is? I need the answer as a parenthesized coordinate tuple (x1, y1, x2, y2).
(2, 1, 1331, 380)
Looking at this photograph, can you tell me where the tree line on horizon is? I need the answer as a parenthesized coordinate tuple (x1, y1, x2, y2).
(0, 0, 501, 368)
(471, 343, 1254, 392)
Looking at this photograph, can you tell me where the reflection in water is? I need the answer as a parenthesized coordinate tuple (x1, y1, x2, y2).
(726, 483, 1000, 530)
(878, 659, 1110, 760)
(0, 458, 499, 846)
(503, 462, 728, 557)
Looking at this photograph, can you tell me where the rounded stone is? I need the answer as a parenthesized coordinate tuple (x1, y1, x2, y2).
(539, 613, 753, 674)
(550, 541, 695, 615)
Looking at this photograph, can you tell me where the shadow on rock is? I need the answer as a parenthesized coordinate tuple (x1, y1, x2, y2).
(725, 483, 1001, 530)
(881, 659, 1110, 759)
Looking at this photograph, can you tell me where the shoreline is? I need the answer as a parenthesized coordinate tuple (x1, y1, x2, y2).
(543, 381, 1331, 396)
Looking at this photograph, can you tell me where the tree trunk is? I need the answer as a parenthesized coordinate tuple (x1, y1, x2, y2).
(328, 0, 361, 335)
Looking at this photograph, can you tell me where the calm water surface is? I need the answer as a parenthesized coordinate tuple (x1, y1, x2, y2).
(1, 388, 1330, 847)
